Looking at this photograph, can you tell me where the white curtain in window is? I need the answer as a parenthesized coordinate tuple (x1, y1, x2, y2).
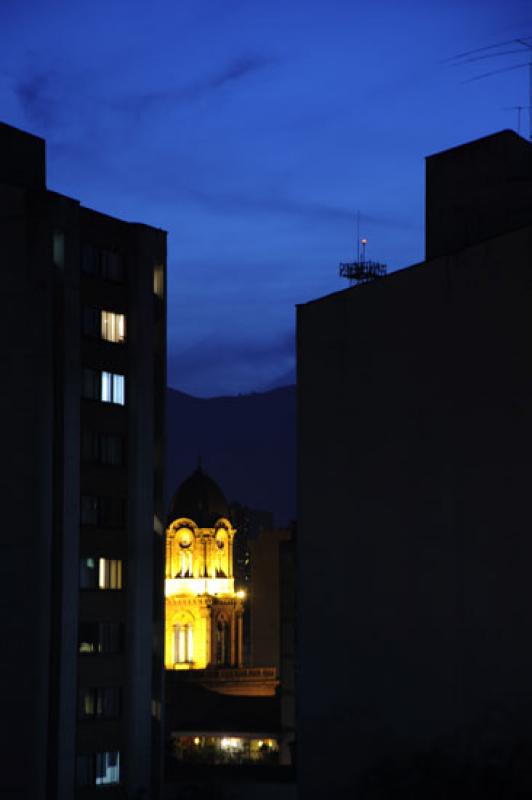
(95, 752, 120, 785)
(98, 559, 122, 590)
(101, 311, 126, 343)
(113, 374, 125, 405)
(101, 371, 112, 402)
(117, 314, 125, 342)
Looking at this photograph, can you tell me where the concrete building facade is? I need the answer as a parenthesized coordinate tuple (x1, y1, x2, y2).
(297, 131, 532, 796)
(0, 122, 166, 799)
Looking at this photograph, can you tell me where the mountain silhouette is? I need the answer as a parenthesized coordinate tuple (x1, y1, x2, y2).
(165, 385, 296, 526)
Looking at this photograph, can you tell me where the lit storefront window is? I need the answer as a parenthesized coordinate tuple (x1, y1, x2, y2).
(170, 735, 279, 765)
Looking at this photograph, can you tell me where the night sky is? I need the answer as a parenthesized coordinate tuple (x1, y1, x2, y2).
(1, 1, 531, 396)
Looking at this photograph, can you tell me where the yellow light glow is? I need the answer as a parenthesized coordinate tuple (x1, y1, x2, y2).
(221, 737, 241, 750)
(194, 737, 200, 745)
(165, 576, 234, 597)
(164, 515, 245, 670)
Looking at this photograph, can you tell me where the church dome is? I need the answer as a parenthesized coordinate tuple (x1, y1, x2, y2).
(167, 465, 230, 527)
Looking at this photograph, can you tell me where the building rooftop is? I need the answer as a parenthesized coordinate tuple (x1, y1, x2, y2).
(167, 465, 230, 527)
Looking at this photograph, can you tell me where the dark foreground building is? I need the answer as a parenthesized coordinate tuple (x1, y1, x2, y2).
(297, 131, 532, 797)
(0, 122, 166, 799)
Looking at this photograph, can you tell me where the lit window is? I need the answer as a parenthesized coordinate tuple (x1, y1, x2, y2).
(82, 369, 126, 406)
(76, 752, 120, 786)
(53, 230, 65, 268)
(101, 371, 125, 405)
(99, 558, 122, 590)
(101, 371, 112, 402)
(113, 373, 125, 405)
(78, 687, 121, 719)
(153, 265, 164, 297)
(101, 311, 126, 344)
(80, 558, 123, 590)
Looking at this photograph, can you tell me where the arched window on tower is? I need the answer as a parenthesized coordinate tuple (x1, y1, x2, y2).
(215, 532, 226, 577)
(173, 623, 194, 664)
(215, 618, 230, 666)
(178, 549, 192, 577)
(176, 529, 193, 577)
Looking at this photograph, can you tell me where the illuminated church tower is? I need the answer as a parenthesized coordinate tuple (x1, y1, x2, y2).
(165, 466, 245, 670)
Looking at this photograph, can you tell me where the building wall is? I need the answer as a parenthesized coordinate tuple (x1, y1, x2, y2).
(249, 528, 291, 672)
(298, 223, 532, 796)
(425, 129, 532, 260)
(0, 155, 56, 800)
(0, 122, 166, 799)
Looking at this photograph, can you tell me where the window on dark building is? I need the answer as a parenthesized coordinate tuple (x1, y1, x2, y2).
(153, 264, 164, 297)
(80, 495, 125, 527)
(82, 368, 100, 401)
(81, 244, 125, 282)
(100, 434, 124, 465)
(82, 369, 126, 405)
(76, 752, 120, 786)
(78, 687, 121, 719)
(78, 622, 123, 654)
(81, 244, 99, 275)
(101, 250, 124, 282)
(52, 230, 65, 268)
(82, 307, 100, 338)
(101, 311, 126, 343)
(101, 371, 125, 405)
(99, 496, 125, 527)
(81, 431, 124, 466)
(83, 308, 126, 343)
(81, 495, 99, 526)
(79, 558, 123, 590)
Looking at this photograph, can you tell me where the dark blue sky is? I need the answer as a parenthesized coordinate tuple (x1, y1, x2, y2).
(1, 1, 531, 396)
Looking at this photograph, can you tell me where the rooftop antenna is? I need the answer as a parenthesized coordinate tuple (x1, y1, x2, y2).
(339, 213, 387, 286)
(446, 36, 532, 139)
(517, 38, 532, 140)
(503, 104, 532, 136)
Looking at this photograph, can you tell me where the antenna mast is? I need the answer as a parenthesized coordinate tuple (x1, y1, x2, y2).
(339, 213, 387, 286)
(449, 36, 532, 139)
(517, 39, 532, 140)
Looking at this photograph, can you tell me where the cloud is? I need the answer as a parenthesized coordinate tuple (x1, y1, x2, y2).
(14, 67, 58, 127)
(185, 185, 416, 231)
(108, 53, 274, 118)
(208, 55, 272, 88)
(167, 329, 294, 397)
